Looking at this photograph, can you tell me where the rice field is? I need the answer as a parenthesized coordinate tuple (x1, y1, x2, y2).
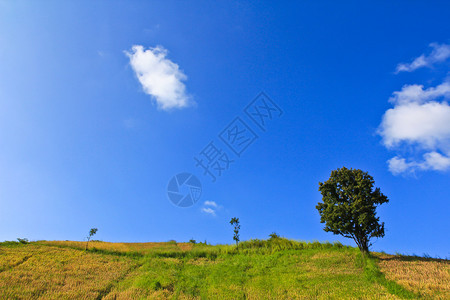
(0, 243, 137, 299)
(0, 239, 448, 299)
(377, 254, 450, 299)
(38, 240, 193, 254)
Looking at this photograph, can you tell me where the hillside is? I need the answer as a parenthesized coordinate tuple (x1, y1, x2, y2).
(0, 240, 448, 299)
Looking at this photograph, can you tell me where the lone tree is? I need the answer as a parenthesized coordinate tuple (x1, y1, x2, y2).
(230, 217, 240, 246)
(85, 228, 98, 250)
(316, 167, 388, 253)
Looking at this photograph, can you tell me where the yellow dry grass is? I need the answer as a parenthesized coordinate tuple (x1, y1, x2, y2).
(0, 249, 32, 272)
(39, 240, 193, 253)
(377, 254, 450, 299)
(0, 244, 136, 299)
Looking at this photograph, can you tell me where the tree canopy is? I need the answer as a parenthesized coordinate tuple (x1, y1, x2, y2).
(316, 167, 389, 253)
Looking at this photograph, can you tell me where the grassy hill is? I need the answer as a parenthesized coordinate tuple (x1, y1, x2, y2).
(0, 239, 448, 299)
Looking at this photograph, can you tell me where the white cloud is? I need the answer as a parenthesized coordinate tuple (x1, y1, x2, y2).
(201, 207, 216, 216)
(204, 200, 217, 207)
(396, 43, 450, 73)
(423, 151, 450, 170)
(200, 201, 222, 216)
(388, 152, 450, 174)
(389, 81, 450, 105)
(388, 156, 415, 175)
(125, 45, 191, 110)
(379, 79, 450, 175)
(380, 101, 450, 149)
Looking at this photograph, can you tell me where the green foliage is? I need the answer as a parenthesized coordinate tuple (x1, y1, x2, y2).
(87, 247, 144, 258)
(230, 217, 240, 246)
(17, 238, 29, 244)
(0, 241, 23, 247)
(189, 239, 196, 244)
(85, 228, 98, 250)
(89, 228, 98, 237)
(149, 280, 162, 290)
(236, 238, 345, 254)
(269, 232, 280, 240)
(316, 167, 388, 253)
(194, 240, 208, 246)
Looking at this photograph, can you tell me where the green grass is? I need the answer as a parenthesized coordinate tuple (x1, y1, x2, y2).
(1, 238, 448, 299)
(104, 239, 396, 299)
(360, 253, 419, 299)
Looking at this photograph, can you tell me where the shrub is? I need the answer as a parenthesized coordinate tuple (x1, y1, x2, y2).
(269, 232, 280, 240)
(17, 238, 29, 244)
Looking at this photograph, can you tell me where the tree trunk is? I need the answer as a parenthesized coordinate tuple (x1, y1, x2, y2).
(360, 244, 369, 255)
(354, 236, 370, 254)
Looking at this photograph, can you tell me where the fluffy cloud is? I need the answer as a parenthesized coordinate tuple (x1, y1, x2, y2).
(204, 201, 218, 207)
(379, 79, 450, 175)
(389, 81, 450, 105)
(395, 43, 450, 73)
(387, 156, 414, 175)
(201, 207, 216, 216)
(125, 45, 191, 110)
(200, 201, 221, 216)
(388, 152, 450, 175)
(381, 42, 450, 174)
(381, 98, 450, 149)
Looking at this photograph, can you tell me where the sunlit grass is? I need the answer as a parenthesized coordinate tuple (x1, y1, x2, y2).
(0, 239, 448, 299)
(103, 239, 396, 299)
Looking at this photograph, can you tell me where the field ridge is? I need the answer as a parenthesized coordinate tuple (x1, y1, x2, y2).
(0, 239, 448, 299)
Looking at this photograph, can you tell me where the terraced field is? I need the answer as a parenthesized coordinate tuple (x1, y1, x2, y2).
(0, 240, 448, 299)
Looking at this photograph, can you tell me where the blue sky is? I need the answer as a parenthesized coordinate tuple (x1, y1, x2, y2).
(1, 1, 449, 257)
